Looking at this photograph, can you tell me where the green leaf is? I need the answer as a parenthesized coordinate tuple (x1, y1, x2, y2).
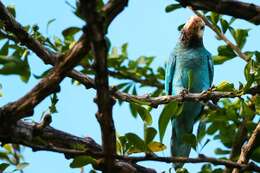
(218, 45, 236, 58)
(0, 163, 9, 171)
(0, 41, 9, 56)
(244, 60, 254, 90)
(129, 103, 138, 118)
(46, 18, 56, 32)
(136, 105, 152, 125)
(251, 146, 260, 163)
(62, 27, 81, 38)
(33, 68, 52, 79)
(165, 4, 182, 13)
(15, 162, 29, 170)
(220, 18, 229, 33)
(176, 168, 189, 173)
(0, 55, 31, 83)
(70, 156, 96, 168)
(144, 127, 157, 144)
(210, 12, 219, 25)
(199, 164, 212, 173)
(255, 96, 260, 114)
(232, 29, 249, 49)
(213, 55, 233, 65)
(49, 93, 59, 113)
(197, 121, 206, 142)
(214, 148, 230, 155)
(240, 100, 255, 119)
(214, 81, 235, 92)
(182, 134, 197, 150)
(125, 133, 145, 153)
(159, 101, 183, 142)
(147, 141, 166, 152)
(178, 23, 185, 31)
(7, 5, 16, 18)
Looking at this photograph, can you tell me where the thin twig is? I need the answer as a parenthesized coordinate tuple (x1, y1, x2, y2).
(192, 9, 250, 62)
(118, 155, 260, 172)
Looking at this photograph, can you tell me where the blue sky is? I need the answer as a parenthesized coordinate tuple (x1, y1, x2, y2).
(0, 0, 259, 172)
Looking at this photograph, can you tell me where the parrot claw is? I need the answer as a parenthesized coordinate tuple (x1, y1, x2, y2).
(180, 88, 189, 96)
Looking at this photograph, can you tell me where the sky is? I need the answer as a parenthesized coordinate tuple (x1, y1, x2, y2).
(0, 0, 259, 173)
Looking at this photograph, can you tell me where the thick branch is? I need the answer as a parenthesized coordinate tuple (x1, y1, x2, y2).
(178, 0, 260, 25)
(232, 123, 260, 173)
(77, 1, 128, 172)
(0, 120, 155, 173)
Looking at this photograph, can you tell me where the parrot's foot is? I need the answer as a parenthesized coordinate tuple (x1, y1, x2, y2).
(180, 88, 189, 96)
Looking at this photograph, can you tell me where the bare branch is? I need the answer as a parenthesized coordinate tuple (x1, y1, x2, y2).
(178, 0, 260, 25)
(118, 154, 260, 172)
(232, 123, 260, 173)
(192, 10, 250, 62)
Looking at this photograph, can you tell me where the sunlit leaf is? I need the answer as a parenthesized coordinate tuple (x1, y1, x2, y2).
(144, 127, 157, 144)
(15, 162, 29, 170)
(136, 104, 152, 125)
(70, 156, 96, 168)
(148, 141, 166, 152)
(214, 81, 235, 92)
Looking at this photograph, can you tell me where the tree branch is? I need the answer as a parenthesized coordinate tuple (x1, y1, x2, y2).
(0, 34, 90, 122)
(0, 0, 57, 64)
(178, 0, 260, 25)
(118, 154, 260, 172)
(232, 122, 260, 173)
(77, 0, 128, 172)
(0, 120, 155, 173)
(192, 9, 250, 62)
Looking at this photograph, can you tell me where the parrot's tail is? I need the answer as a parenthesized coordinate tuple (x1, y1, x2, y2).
(171, 120, 193, 169)
(170, 101, 202, 170)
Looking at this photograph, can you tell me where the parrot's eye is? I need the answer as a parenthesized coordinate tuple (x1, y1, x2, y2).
(200, 25, 205, 30)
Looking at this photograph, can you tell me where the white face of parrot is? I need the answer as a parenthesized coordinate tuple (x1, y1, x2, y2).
(182, 15, 205, 39)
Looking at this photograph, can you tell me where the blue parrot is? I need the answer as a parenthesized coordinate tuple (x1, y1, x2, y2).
(165, 16, 214, 169)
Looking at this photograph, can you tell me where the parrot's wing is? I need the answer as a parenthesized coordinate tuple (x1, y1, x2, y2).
(207, 53, 214, 86)
(165, 51, 176, 95)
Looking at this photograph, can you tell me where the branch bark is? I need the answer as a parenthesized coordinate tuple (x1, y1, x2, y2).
(118, 154, 260, 172)
(76, 1, 128, 172)
(232, 123, 260, 173)
(0, 120, 155, 173)
(178, 0, 260, 25)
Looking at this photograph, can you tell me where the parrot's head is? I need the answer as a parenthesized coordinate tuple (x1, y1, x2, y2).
(180, 15, 205, 47)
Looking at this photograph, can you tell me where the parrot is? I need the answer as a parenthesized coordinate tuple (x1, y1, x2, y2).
(165, 16, 214, 169)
